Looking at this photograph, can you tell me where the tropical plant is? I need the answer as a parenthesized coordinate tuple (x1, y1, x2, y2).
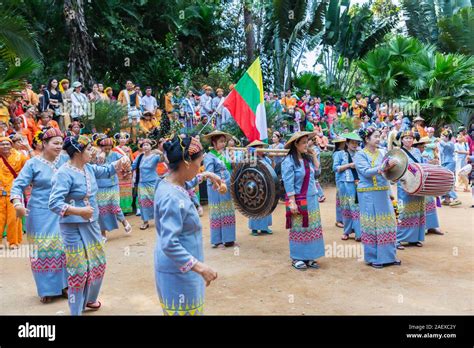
(318, 0, 396, 95)
(401, 0, 472, 45)
(438, 7, 474, 55)
(83, 101, 127, 135)
(0, 7, 41, 101)
(262, 0, 326, 91)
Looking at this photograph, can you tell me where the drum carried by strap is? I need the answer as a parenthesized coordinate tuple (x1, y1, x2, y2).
(400, 163, 454, 196)
(381, 148, 454, 197)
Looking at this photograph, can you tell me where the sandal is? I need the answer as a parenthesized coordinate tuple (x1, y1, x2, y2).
(335, 222, 344, 228)
(250, 230, 259, 236)
(224, 241, 239, 247)
(261, 229, 273, 235)
(86, 301, 101, 311)
(318, 196, 326, 203)
(40, 296, 53, 304)
(292, 260, 307, 271)
(305, 260, 320, 269)
(396, 244, 405, 250)
(393, 259, 402, 266)
(123, 221, 132, 234)
(341, 234, 349, 240)
(414, 242, 423, 247)
(371, 263, 383, 269)
(212, 243, 225, 249)
(355, 238, 361, 242)
(139, 222, 149, 230)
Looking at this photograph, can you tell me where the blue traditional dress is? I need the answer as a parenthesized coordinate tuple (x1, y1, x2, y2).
(333, 150, 361, 238)
(49, 161, 118, 315)
(439, 140, 457, 200)
(281, 156, 325, 261)
(313, 145, 325, 199)
(204, 150, 236, 245)
(396, 147, 426, 245)
(354, 148, 398, 265)
(248, 156, 273, 233)
(132, 153, 161, 222)
(97, 151, 125, 231)
(270, 142, 285, 167)
(10, 154, 69, 298)
(154, 177, 204, 315)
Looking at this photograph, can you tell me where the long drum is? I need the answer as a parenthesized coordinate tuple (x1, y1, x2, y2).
(400, 163, 454, 196)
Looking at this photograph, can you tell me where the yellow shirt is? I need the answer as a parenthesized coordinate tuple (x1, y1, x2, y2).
(0, 149, 28, 193)
(351, 98, 367, 117)
(139, 118, 159, 134)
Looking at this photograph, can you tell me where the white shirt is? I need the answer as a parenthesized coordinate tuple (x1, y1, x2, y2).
(140, 95, 157, 113)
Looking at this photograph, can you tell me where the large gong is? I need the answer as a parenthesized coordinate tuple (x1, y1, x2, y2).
(230, 159, 282, 218)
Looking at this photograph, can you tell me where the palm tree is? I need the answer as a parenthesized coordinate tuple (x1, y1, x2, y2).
(319, 0, 396, 95)
(438, 7, 474, 55)
(0, 8, 41, 101)
(262, 0, 326, 91)
(64, 0, 95, 86)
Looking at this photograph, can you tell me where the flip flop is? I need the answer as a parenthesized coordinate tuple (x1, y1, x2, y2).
(341, 235, 349, 240)
(86, 301, 101, 311)
(124, 221, 132, 234)
(139, 222, 149, 230)
(305, 260, 320, 269)
(40, 296, 53, 304)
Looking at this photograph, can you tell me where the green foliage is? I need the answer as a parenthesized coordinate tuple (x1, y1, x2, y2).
(84, 101, 127, 135)
(359, 35, 474, 127)
(318, 151, 335, 185)
(438, 7, 474, 56)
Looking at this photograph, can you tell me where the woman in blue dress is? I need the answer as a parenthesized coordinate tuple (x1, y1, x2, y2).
(413, 137, 444, 236)
(95, 136, 132, 239)
(155, 135, 218, 315)
(332, 138, 346, 228)
(131, 138, 163, 230)
(332, 132, 362, 241)
(11, 127, 69, 303)
(439, 130, 462, 207)
(202, 131, 237, 248)
(282, 131, 325, 271)
(395, 130, 426, 249)
(354, 127, 401, 268)
(270, 131, 285, 168)
(49, 135, 131, 315)
(247, 140, 273, 236)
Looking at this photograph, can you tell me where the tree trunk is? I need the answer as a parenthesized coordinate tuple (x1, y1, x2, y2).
(243, 0, 256, 66)
(64, 0, 95, 87)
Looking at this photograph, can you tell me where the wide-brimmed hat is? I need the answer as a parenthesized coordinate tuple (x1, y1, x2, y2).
(202, 130, 232, 142)
(332, 136, 347, 143)
(413, 116, 425, 122)
(246, 140, 268, 148)
(284, 131, 316, 149)
(414, 136, 430, 145)
(341, 132, 362, 142)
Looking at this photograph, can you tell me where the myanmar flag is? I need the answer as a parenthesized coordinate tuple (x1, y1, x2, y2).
(223, 57, 267, 142)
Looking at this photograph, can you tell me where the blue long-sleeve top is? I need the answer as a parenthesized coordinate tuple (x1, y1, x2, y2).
(132, 153, 161, 183)
(354, 148, 390, 191)
(154, 178, 203, 274)
(97, 151, 122, 188)
(11, 153, 69, 208)
(439, 141, 455, 169)
(204, 151, 231, 183)
(49, 161, 118, 223)
(281, 155, 317, 197)
(332, 150, 358, 183)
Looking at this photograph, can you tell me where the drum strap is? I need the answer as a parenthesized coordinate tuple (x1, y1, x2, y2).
(346, 150, 359, 204)
(285, 159, 310, 229)
(401, 147, 419, 164)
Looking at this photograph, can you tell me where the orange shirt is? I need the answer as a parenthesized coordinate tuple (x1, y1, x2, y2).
(280, 97, 296, 111)
(414, 125, 428, 138)
(0, 149, 28, 193)
(37, 120, 60, 130)
(20, 115, 39, 137)
(164, 92, 173, 113)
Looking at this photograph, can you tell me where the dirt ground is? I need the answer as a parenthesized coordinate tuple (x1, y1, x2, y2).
(0, 186, 473, 315)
